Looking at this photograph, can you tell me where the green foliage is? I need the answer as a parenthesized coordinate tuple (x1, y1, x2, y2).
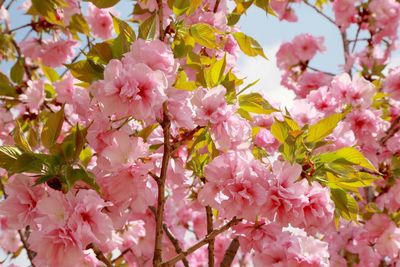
(233, 32, 267, 58)
(239, 92, 277, 115)
(306, 113, 345, 143)
(10, 58, 24, 84)
(69, 14, 91, 38)
(42, 65, 60, 83)
(189, 23, 219, 49)
(41, 107, 65, 149)
(0, 72, 16, 96)
(87, 42, 114, 64)
(65, 59, 104, 82)
(138, 14, 157, 40)
(86, 0, 120, 8)
(30, 0, 67, 25)
(331, 188, 358, 221)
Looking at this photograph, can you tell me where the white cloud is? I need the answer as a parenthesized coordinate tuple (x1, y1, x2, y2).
(237, 44, 295, 109)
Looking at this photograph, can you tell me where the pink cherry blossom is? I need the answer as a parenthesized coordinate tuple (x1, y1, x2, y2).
(19, 79, 45, 114)
(0, 174, 45, 229)
(384, 67, 400, 100)
(333, 0, 358, 30)
(86, 3, 114, 40)
(40, 39, 77, 67)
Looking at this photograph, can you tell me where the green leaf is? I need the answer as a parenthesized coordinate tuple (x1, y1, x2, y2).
(41, 107, 65, 149)
(69, 14, 90, 36)
(173, 0, 190, 16)
(87, 42, 113, 64)
(10, 58, 24, 84)
(319, 147, 377, 171)
(87, 0, 120, 8)
(270, 119, 288, 143)
(13, 122, 31, 151)
(138, 124, 159, 141)
(239, 92, 277, 115)
(64, 166, 100, 192)
(9, 152, 46, 174)
(204, 55, 226, 87)
(42, 65, 60, 82)
(189, 23, 218, 49)
(138, 13, 157, 40)
(306, 113, 344, 143)
(233, 32, 267, 58)
(174, 70, 197, 91)
(0, 72, 16, 96)
(31, 0, 66, 25)
(113, 15, 136, 42)
(0, 146, 22, 170)
(186, 0, 202, 15)
(331, 188, 358, 221)
(65, 60, 104, 82)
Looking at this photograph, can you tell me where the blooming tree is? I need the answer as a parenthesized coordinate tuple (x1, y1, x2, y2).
(0, 0, 400, 266)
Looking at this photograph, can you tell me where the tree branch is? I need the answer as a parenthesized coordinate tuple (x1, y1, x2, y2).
(206, 206, 215, 267)
(161, 217, 242, 267)
(380, 115, 400, 145)
(213, 0, 221, 13)
(88, 243, 112, 267)
(111, 248, 131, 264)
(306, 65, 335, 76)
(340, 31, 351, 75)
(153, 102, 171, 267)
(18, 229, 36, 267)
(220, 237, 240, 267)
(303, 0, 336, 25)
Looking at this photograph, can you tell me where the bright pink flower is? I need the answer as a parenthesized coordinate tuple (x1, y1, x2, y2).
(92, 60, 167, 120)
(20, 39, 42, 61)
(123, 38, 178, 81)
(333, 0, 358, 30)
(192, 86, 229, 126)
(270, 0, 299, 22)
(86, 3, 114, 40)
(254, 128, 279, 153)
(292, 182, 335, 234)
(307, 86, 338, 114)
(369, 0, 400, 42)
(210, 114, 252, 151)
(292, 34, 325, 62)
(276, 42, 300, 70)
(263, 161, 307, 225)
(199, 150, 270, 220)
(0, 174, 45, 229)
(384, 67, 400, 100)
(296, 71, 332, 98)
(40, 39, 77, 67)
(29, 226, 85, 267)
(98, 130, 149, 171)
(290, 99, 323, 126)
(63, 0, 80, 25)
(19, 79, 45, 114)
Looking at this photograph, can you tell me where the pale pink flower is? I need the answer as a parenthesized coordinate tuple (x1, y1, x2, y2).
(270, 0, 299, 22)
(263, 161, 307, 225)
(98, 130, 149, 171)
(29, 227, 85, 267)
(369, 0, 400, 42)
(192, 86, 229, 126)
(307, 86, 338, 114)
(123, 38, 178, 81)
(297, 71, 332, 98)
(63, 0, 80, 25)
(19, 79, 45, 114)
(20, 39, 43, 61)
(290, 99, 323, 126)
(0, 5, 9, 23)
(92, 60, 167, 120)
(210, 114, 252, 151)
(384, 67, 400, 100)
(199, 150, 270, 220)
(40, 39, 77, 67)
(86, 3, 114, 40)
(276, 42, 300, 70)
(0, 174, 45, 229)
(333, 0, 358, 30)
(254, 128, 279, 153)
(292, 34, 325, 62)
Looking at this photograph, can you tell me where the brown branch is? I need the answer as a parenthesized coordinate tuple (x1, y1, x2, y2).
(149, 206, 189, 266)
(303, 0, 336, 25)
(5, 0, 15, 9)
(306, 65, 335, 76)
(206, 206, 215, 267)
(213, 0, 221, 13)
(156, 0, 164, 41)
(88, 244, 112, 267)
(220, 237, 240, 267)
(380, 115, 400, 145)
(153, 102, 171, 267)
(8, 23, 32, 33)
(18, 229, 36, 267)
(111, 248, 131, 264)
(161, 217, 242, 267)
(351, 25, 361, 53)
(340, 31, 351, 76)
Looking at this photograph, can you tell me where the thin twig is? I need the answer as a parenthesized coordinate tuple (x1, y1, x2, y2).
(10, 38, 32, 80)
(9, 23, 32, 33)
(111, 248, 131, 264)
(18, 229, 36, 267)
(340, 31, 351, 76)
(306, 65, 336, 76)
(88, 244, 112, 267)
(303, 0, 336, 25)
(213, 0, 221, 13)
(380, 115, 400, 145)
(351, 25, 361, 53)
(206, 206, 215, 267)
(60, 42, 90, 78)
(161, 217, 242, 267)
(220, 237, 240, 267)
(5, 0, 15, 9)
(149, 206, 189, 267)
